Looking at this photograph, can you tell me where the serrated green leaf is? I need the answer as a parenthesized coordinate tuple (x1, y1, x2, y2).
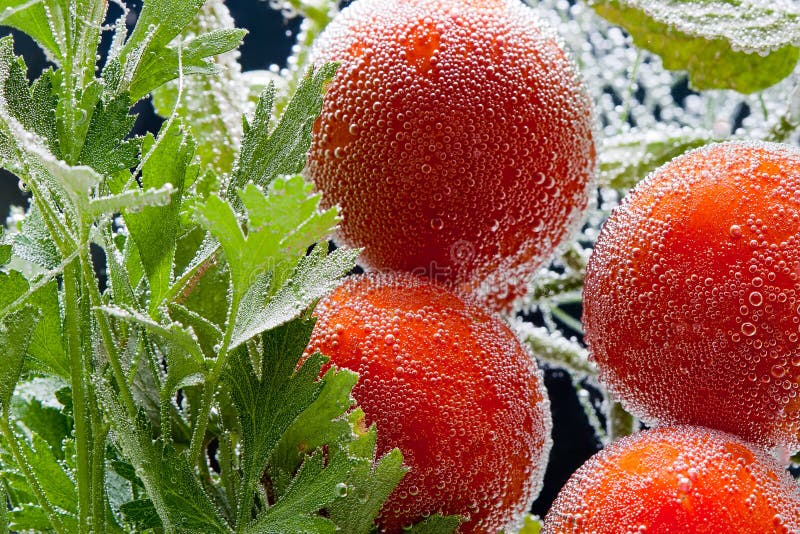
(26, 280, 68, 378)
(96, 379, 231, 533)
(3, 57, 59, 157)
(519, 513, 543, 534)
(55, 78, 103, 163)
(599, 125, 715, 190)
(78, 92, 141, 175)
(121, 0, 206, 60)
(0, 0, 64, 63)
(244, 450, 350, 534)
(124, 119, 196, 313)
(12, 204, 60, 270)
(127, 27, 247, 102)
(113, 0, 245, 101)
(152, 0, 250, 174)
(119, 498, 163, 531)
(592, 0, 800, 93)
(197, 177, 336, 293)
(228, 63, 338, 197)
(227, 318, 327, 527)
(11, 395, 69, 459)
(327, 443, 407, 534)
(231, 245, 358, 350)
(0, 306, 38, 408)
(271, 367, 358, 476)
(18, 432, 77, 513)
(196, 175, 345, 348)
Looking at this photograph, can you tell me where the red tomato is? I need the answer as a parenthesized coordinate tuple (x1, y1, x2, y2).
(584, 141, 800, 449)
(543, 426, 800, 534)
(307, 0, 596, 312)
(305, 272, 552, 533)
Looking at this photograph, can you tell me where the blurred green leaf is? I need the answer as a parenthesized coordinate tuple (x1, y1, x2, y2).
(599, 125, 715, 190)
(519, 514, 543, 533)
(592, 0, 800, 93)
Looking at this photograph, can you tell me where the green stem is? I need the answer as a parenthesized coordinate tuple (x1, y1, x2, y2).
(608, 401, 635, 442)
(63, 260, 92, 533)
(520, 325, 596, 376)
(529, 272, 584, 301)
(79, 246, 138, 419)
(91, 420, 110, 532)
(549, 305, 585, 335)
(0, 470, 7, 534)
(188, 292, 240, 473)
(0, 413, 66, 534)
(161, 390, 173, 443)
(618, 49, 643, 131)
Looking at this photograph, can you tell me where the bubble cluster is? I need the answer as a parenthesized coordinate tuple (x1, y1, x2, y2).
(305, 272, 552, 533)
(584, 141, 800, 449)
(306, 0, 596, 312)
(543, 426, 800, 533)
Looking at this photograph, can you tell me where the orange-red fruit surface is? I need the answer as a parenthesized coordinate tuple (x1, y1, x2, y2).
(543, 426, 800, 534)
(307, 0, 595, 312)
(584, 141, 800, 450)
(305, 272, 552, 533)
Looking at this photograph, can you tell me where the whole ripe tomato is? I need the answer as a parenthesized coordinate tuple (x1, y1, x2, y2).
(584, 141, 800, 450)
(305, 272, 552, 533)
(543, 426, 800, 534)
(307, 0, 596, 312)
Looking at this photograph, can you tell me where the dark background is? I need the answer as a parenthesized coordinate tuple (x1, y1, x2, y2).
(0, 0, 602, 519)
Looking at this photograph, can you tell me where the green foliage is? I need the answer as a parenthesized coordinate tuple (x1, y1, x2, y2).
(592, 0, 800, 93)
(228, 63, 338, 199)
(152, 0, 251, 174)
(0, 1, 414, 531)
(519, 514, 543, 534)
(599, 125, 715, 190)
(0, 0, 793, 532)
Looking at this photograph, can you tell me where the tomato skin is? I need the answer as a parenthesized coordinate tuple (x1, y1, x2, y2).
(307, 0, 596, 312)
(306, 272, 552, 533)
(542, 426, 800, 534)
(584, 141, 800, 450)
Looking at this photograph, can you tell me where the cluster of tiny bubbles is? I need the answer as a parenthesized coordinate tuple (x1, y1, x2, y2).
(304, 272, 553, 533)
(583, 141, 800, 450)
(542, 426, 800, 533)
(305, 0, 596, 312)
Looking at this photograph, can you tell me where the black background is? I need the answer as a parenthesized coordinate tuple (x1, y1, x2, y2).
(0, 1, 602, 519)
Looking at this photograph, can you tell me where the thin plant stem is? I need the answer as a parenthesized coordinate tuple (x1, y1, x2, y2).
(63, 259, 92, 532)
